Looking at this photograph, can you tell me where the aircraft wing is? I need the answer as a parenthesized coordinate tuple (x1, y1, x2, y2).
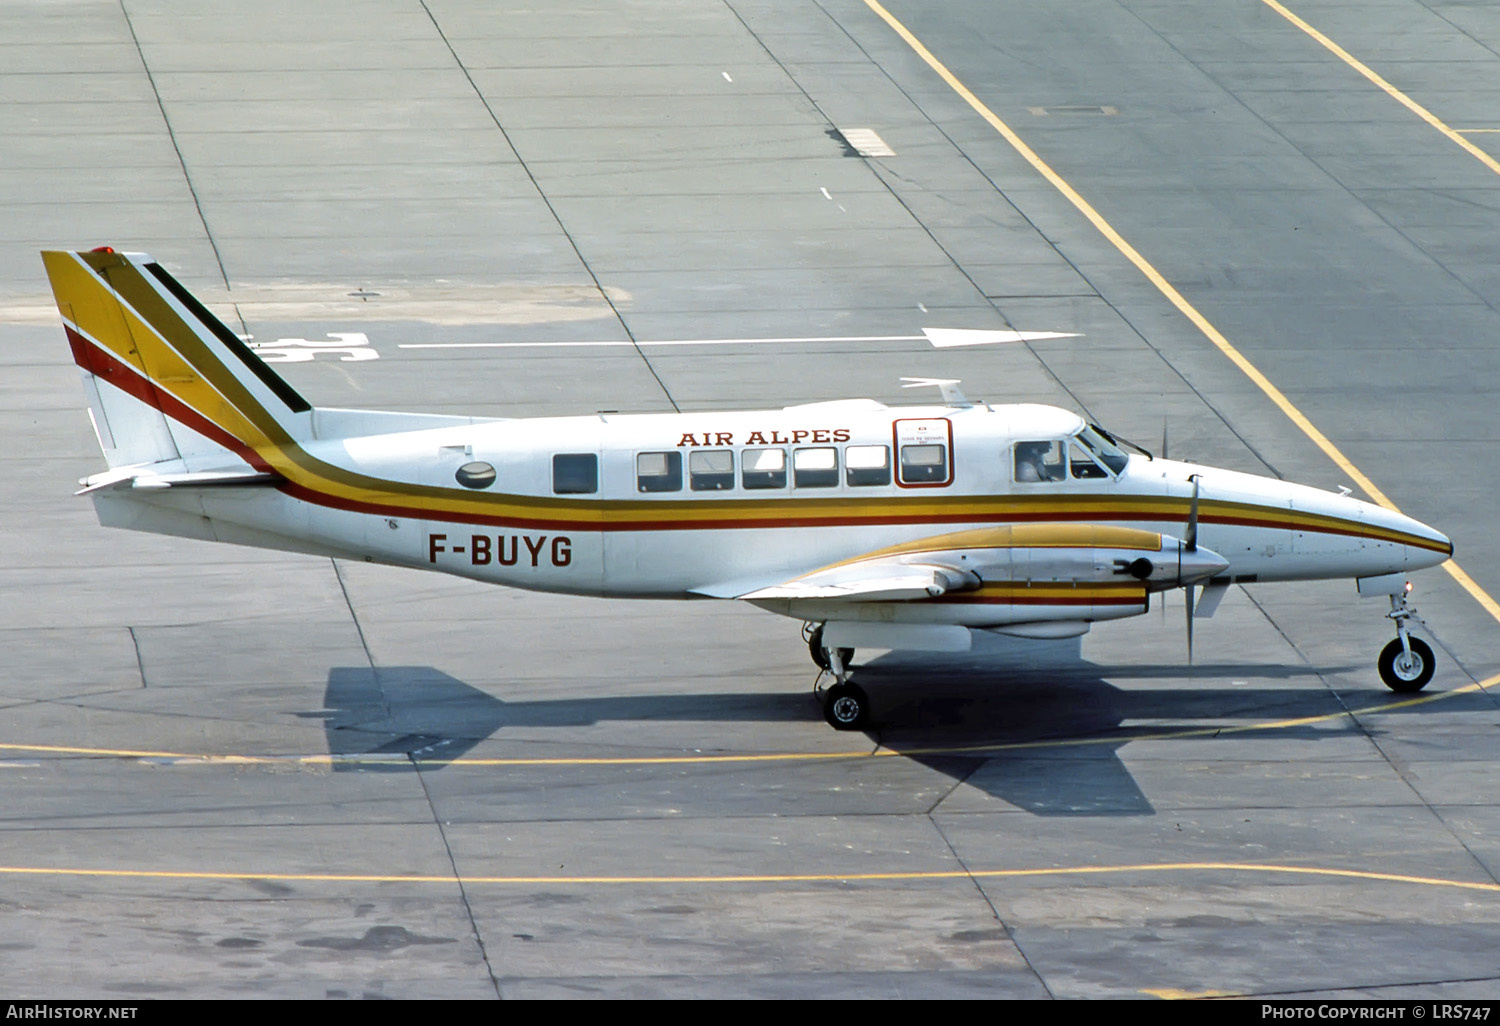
(738, 563, 981, 603)
(692, 522, 1223, 605)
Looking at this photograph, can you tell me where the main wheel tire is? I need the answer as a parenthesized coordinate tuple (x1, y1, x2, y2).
(1379, 637, 1435, 693)
(806, 625, 854, 672)
(822, 682, 870, 731)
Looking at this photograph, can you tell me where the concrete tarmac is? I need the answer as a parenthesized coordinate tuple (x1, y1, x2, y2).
(3, 0, 1500, 999)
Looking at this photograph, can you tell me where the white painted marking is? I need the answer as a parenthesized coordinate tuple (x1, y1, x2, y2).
(840, 127, 896, 157)
(399, 328, 1081, 352)
(820, 187, 832, 199)
(722, 71, 732, 82)
(922, 328, 1080, 348)
(401, 336, 922, 350)
(249, 332, 377, 362)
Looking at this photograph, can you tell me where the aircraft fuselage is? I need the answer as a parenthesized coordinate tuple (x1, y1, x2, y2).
(96, 399, 1451, 631)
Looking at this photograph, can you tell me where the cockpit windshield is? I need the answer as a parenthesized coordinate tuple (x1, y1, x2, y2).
(1076, 425, 1129, 475)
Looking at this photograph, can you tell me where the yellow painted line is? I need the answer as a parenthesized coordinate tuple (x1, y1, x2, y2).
(1142, 988, 1238, 1001)
(0, 859, 1495, 893)
(2, 672, 1491, 768)
(1261, 0, 1500, 178)
(0, 741, 892, 767)
(861, 0, 1500, 628)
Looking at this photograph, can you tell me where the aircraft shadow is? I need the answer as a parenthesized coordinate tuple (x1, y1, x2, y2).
(317, 634, 1449, 816)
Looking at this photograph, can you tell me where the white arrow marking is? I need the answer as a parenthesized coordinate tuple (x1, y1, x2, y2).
(922, 328, 1079, 348)
(398, 328, 1080, 351)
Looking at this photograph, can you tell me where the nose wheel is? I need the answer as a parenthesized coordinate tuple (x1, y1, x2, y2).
(1379, 637, 1435, 693)
(1378, 589, 1436, 692)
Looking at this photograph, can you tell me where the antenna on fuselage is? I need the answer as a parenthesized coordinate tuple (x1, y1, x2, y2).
(900, 377, 971, 406)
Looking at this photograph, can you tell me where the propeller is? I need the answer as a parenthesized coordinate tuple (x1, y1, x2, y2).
(1184, 473, 1199, 552)
(1162, 418, 1169, 461)
(1184, 474, 1200, 662)
(1185, 580, 1196, 664)
(1185, 576, 1232, 665)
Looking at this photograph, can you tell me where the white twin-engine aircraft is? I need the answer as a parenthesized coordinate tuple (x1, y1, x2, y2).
(45, 248, 1454, 730)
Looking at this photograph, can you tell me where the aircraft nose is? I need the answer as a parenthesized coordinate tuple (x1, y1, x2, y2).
(1361, 500, 1452, 571)
(1406, 518, 1453, 569)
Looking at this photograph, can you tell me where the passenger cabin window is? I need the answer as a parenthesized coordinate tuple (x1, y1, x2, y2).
(1014, 440, 1066, 483)
(892, 418, 952, 487)
(552, 453, 598, 494)
(793, 447, 838, 488)
(689, 449, 734, 491)
(845, 445, 891, 486)
(637, 451, 682, 492)
(741, 447, 786, 489)
(899, 444, 946, 484)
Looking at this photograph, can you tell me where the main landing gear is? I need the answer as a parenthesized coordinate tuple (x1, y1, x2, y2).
(805, 622, 868, 730)
(1378, 588, 1435, 693)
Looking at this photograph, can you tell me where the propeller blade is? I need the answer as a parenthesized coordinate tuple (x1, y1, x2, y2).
(1185, 584, 1196, 664)
(1185, 474, 1200, 552)
(1162, 418, 1169, 461)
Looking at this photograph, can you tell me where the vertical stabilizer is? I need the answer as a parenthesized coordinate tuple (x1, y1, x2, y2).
(42, 248, 311, 470)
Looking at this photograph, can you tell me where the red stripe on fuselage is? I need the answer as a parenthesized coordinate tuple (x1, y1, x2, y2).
(65, 323, 1446, 551)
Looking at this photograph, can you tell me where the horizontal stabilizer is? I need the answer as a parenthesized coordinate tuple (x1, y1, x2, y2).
(77, 466, 282, 495)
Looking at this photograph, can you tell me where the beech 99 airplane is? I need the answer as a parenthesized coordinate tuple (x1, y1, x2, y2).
(44, 248, 1454, 729)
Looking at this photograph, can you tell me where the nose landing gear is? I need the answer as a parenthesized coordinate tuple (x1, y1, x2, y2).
(1378, 588, 1435, 693)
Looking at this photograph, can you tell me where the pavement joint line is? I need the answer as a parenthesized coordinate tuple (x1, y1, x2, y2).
(1261, 0, 1500, 178)
(861, 0, 1500, 629)
(1, 673, 1491, 767)
(0, 860, 1494, 893)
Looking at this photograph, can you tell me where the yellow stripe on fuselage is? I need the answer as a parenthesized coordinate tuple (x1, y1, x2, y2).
(801, 524, 1165, 577)
(50, 252, 1448, 551)
(945, 581, 1148, 605)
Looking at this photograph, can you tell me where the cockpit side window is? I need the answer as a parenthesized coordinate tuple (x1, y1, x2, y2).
(1078, 425, 1129, 475)
(1013, 440, 1066, 483)
(1068, 441, 1108, 479)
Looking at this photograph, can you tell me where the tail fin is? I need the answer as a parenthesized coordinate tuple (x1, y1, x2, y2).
(42, 248, 310, 470)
